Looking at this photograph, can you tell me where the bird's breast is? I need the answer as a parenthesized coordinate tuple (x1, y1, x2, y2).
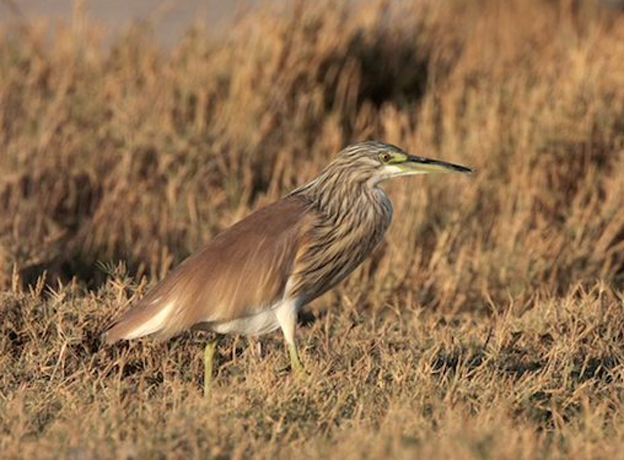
(287, 189, 392, 303)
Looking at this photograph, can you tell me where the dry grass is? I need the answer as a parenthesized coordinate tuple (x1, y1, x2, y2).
(1, 0, 624, 458)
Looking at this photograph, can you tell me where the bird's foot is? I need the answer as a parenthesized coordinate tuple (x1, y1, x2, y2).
(204, 339, 219, 398)
(289, 344, 309, 380)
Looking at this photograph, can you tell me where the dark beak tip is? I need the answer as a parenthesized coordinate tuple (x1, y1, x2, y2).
(447, 162, 473, 174)
(446, 164, 473, 174)
(462, 166, 475, 175)
(407, 154, 473, 175)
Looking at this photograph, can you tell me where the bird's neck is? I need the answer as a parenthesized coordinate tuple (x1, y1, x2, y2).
(286, 164, 393, 304)
(292, 165, 392, 221)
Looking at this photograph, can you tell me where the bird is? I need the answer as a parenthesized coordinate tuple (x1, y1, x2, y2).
(102, 140, 472, 395)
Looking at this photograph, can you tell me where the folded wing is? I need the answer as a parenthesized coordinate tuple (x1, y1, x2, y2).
(103, 195, 314, 343)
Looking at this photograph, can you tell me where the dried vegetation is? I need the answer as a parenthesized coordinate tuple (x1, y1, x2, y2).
(1, 0, 624, 458)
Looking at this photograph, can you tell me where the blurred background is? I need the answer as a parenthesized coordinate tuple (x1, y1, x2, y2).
(1, 0, 623, 313)
(0, 0, 258, 46)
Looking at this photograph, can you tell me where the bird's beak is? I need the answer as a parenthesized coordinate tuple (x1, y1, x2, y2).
(403, 154, 473, 174)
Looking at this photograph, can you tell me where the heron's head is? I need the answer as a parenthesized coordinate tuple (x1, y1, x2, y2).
(336, 140, 472, 186)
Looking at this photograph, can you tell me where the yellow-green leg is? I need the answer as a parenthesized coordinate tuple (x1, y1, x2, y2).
(204, 338, 219, 397)
(275, 301, 307, 377)
(288, 342, 305, 376)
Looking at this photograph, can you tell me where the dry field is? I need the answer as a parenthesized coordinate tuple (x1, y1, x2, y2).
(2, 0, 624, 458)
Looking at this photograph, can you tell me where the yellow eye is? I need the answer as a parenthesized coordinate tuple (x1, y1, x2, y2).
(380, 152, 392, 163)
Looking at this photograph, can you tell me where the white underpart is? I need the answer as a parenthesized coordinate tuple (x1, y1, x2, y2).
(211, 298, 299, 337)
(274, 298, 299, 346)
(122, 300, 175, 340)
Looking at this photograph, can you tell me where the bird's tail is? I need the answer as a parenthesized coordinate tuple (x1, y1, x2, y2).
(102, 299, 175, 345)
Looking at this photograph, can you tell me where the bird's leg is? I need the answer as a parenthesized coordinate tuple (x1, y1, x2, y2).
(204, 336, 220, 397)
(288, 341, 305, 374)
(275, 300, 306, 377)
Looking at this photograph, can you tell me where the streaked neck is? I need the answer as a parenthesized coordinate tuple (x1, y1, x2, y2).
(291, 163, 387, 219)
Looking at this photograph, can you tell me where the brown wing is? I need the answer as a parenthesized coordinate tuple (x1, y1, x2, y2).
(103, 194, 314, 343)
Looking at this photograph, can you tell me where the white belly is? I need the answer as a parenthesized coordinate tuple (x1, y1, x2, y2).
(210, 301, 289, 336)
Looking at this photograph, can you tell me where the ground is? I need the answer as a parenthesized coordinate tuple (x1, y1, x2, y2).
(1, 1, 624, 458)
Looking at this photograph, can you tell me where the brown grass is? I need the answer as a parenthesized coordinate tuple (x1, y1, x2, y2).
(1, 0, 624, 458)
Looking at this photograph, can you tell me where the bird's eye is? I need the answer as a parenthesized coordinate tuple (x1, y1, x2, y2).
(380, 152, 392, 163)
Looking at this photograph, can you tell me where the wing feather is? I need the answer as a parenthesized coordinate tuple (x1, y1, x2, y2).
(103, 195, 314, 343)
